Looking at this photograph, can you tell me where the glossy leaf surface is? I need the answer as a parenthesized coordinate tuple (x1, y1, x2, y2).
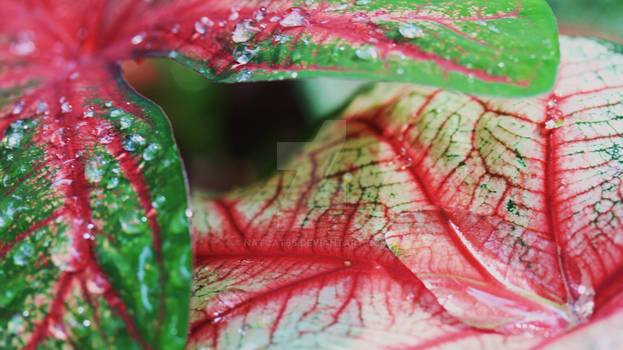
(122, 0, 559, 96)
(190, 36, 623, 348)
(0, 2, 192, 349)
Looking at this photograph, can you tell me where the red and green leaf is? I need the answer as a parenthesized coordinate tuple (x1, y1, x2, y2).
(190, 36, 623, 348)
(0, 3, 193, 344)
(118, 0, 557, 96)
(0, 64, 192, 348)
(0, 0, 559, 348)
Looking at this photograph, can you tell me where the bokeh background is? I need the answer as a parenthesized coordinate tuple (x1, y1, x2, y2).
(121, 0, 623, 194)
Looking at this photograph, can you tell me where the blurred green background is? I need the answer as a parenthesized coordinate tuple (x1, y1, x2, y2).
(122, 0, 623, 193)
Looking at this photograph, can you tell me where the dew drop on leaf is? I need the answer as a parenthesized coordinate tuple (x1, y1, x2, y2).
(61, 102, 72, 113)
(142, 143, 162, 161)
(355, 44, 378, 60)
(122, 133, 146, 152)
(85, 155, 107, 183)
(280, 8, 308, 27)
(399, 23, 424, 39)
(233, 45, 256, 65)
(11, 100, 24, 115)
(109, 108, 124, 118)
(2, 120, 29, 149)
(544, 119, 563, 130)
(37, 101, 49, 115)
(232, 21, 257, 43)
(131, 32, 145, 45)
(119, 115, 133, 129)
(13, 243, 33, 266)
(83, 107, 94, 118)
(235, 69, 253, 82)
(194, 16, 213, 35)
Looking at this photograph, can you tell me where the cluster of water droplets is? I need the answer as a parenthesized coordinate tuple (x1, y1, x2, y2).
(544, 95, 564, 130)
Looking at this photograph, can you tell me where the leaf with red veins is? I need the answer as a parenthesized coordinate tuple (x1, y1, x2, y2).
(189, 167, 542, 349)
(191, 36, 623, 348)
(0, 63, 191, 348)
(336, 36, 622, 333)
(105, 0, 555, 96)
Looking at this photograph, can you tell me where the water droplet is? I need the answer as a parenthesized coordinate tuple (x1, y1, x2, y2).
(104, 100, 113, 108)
(61, 102, 72, 113)
(544, 119, 563, 130)
(344, 260, 351, 266)
(69, 71, 80, 80)
(355, 44, 378, 60)
(273, 34, 291, 44)
(152, 195, 166, 209)
(235, 69, 253, 82)
(194, 16, 213, 34)
(37, 101, 49, 115)
(85, 156, 107, 183)
(109, 108, 125, 118)
(11, 100, 24, 115)
(229, 7, 240, 21)
(547, 99, 558, 108)
(280, 8, 308, 27)
(119, 115, 133, 129)
(13, 243, 33, 266)
(232, 21, 258, 43)
(497, 61, 505, 68)
(171, 24, 180, 34)
(290, 72, 298, 78)
(2, 120, 29, 149)
(185, 208, 193, 218)
(132, 32, 145, 45)
(142, 143, 161, 161)
(82, 319, 91, 327)
(356, 0, 372, 4)
(122, 134, 146, 152)
(233, 45, 256, 64)
(399, 23, 424, 39)
(83, 107, 94, 118)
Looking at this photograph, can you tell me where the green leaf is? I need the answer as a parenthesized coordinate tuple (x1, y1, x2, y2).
(132, 0, 560, 96)
(0, 65, 191, 349)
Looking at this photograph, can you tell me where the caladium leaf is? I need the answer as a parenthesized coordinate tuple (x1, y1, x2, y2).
(119, 0, 558, 96)
(190, 36, 623, 348)
(0, 65, 192, 348)
(0, 4, 192, 349)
